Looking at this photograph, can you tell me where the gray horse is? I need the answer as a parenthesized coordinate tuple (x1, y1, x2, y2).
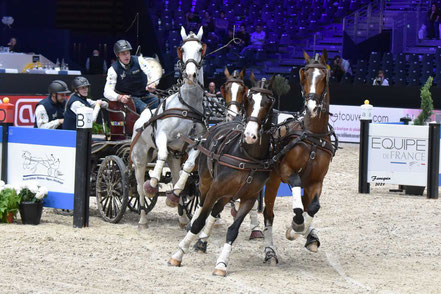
(130, 26, 206, 229)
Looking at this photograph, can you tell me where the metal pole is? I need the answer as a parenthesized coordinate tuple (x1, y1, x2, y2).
(73, 108, 93, 228)
(358, 119, 371, 193)
(427, 123, 440, 199)
(1, 123, 11, 182)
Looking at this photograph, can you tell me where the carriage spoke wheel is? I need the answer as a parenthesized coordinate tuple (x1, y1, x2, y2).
(179, 173, 200, 220)
(128, 193, 158, 214)
(126, 168, 158, 214)
(96, 155, 129, 223)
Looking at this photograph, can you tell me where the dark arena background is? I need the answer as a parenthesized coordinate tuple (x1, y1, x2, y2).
(1, 0, 441, 111)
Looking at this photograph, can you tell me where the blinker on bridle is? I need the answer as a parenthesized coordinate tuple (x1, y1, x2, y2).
(177, 37, 207, 72)
(300, 62, 330, 114)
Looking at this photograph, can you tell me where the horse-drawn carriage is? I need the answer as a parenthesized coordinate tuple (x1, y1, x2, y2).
(89, 58, 225, 224)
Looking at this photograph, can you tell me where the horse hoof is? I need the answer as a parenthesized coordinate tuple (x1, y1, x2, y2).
(306, 241, 319, 253)
(212, 269, 227, 277)
(249, 230, 264, 240)
(193, 239, 207, 253)
(137, 223, 148, 230)
(230, 205, 238, 219)
(264, 256, 278, 266)
(165, 191, 179, 208)
(168, 258, 181, 267)
(285, 228, 299, 241)
(143, 180, 158, 197)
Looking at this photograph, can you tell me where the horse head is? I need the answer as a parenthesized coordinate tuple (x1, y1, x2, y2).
(243, 72, 275, 144)
(221, 67, 247, 121)
(177, 26, 206, 85)
(299, 49, 330, 118)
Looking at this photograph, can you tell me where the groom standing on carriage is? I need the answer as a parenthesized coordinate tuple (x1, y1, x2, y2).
(104, 40, 160, 114)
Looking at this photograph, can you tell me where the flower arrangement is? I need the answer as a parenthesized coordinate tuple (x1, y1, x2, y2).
(0, 181, 20, 223)
(0, 181, 48, 223)
(15, 181, 49, 203)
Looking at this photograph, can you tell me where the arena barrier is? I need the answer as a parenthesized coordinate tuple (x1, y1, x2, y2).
(358, 103, 440, 199)
(0, 98, 92, 227)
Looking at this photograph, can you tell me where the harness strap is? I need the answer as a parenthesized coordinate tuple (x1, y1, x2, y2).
(177, 90, 205, 120)
(230, 169, 257, 201)
(136, 108, 204, 134)
(180, 135, 272, 172)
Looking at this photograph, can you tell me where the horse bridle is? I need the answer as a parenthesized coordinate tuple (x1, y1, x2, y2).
(177, 37, 207, 76)
(300, 63, 330, 114)
(221, 77, 248, 114)
(246, 86, 275, 127)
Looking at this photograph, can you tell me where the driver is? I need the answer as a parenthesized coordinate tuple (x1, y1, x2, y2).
(104, 40, 159, 113)
(34, 80, 70, 129)
(63, 76, 108, 130)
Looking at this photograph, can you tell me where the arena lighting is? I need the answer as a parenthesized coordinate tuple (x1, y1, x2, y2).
(1, 16, 14, 28)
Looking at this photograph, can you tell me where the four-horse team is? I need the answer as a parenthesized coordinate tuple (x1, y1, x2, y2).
(128, 26, 337, 277)
(38, 26, 338, 277)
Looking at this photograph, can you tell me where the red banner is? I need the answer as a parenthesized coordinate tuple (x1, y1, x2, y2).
(0, 95, 45, 127)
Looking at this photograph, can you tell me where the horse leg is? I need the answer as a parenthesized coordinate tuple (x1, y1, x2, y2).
(263, 171, 281, 265)
(169, 188, 218, 267)
(144, 132, 167, 196)
(166, 157, 189, 226)
(213, 197, 255, 277)
(248, 197, 264, 240)
(167, 149, 200, 207)
(194, 197, 229, 253)
(286, 182, 322, 253)
(132, 143, 149, 230)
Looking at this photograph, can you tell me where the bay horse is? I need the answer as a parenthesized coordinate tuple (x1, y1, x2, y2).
(220, 67, 264, 240)
(262, 49, 337, 264)
(168, 75, 275, 276)
(130, 26, 207, 229)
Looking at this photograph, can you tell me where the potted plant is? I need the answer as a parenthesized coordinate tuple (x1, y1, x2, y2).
(406, 76, 434, 195)
(17, 181, 48, 225)
(0, 181, 21, 223)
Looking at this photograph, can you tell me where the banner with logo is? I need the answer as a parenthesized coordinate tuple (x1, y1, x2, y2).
(367, 124, 429, 186)
(7, 127, 76, 209)
(329, 105, 441, 143)
(0, 95, 45, 127)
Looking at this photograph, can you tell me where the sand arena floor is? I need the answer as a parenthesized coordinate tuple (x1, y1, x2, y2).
(1, 143, 440, 294)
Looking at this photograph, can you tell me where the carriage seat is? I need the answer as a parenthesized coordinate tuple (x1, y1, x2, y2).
(106, 99, 138, 140)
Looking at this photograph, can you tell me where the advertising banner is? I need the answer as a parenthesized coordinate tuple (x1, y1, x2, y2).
(0, 95, 45, 127)
(329, 105, 441, 143)
(367, 124, 429, 186)
(7, 127, 76, 209)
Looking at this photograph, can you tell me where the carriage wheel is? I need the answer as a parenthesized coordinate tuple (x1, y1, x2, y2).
(179, 173, 200, 220)
(128, 193, 158, 214)
(126, 166, 159, 213)
(96, 155, 129, 223)
(181, 193, 199, 220)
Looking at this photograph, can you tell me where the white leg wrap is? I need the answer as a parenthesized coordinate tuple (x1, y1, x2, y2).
(291, 186, 303, 210)
(190, 205, 201, 226)
(291, 212, 314, 236)
(302, 212, 313, 236)
(150, 160, 165, 186)
(249, 201, 260, 231)
(215, 243, 232, 270)
(178, 232, 197, 254)
(264, 226, 274, 250)
(199, 215, 217, 241)
(173, 170, 190, 193)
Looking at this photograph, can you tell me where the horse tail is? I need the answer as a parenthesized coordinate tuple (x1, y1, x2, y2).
(128, 131, 143, 166)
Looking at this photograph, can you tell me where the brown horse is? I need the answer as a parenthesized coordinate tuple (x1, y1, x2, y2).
(262, 49, 337, 264)
(169, 75, 275, 276)
(221, 67, 248, 120)
(219, 67, 264, 240)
